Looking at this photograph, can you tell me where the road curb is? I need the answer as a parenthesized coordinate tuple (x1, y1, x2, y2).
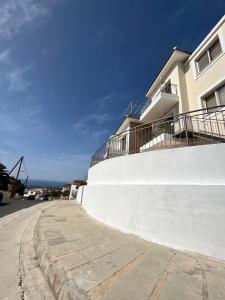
(34, 204, 89, 300)
(19, 204, 55, 300)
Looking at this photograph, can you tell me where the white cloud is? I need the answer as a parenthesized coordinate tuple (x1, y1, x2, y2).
(6, 65, 32, 92)
(0, 49, 33, 93)
(0, 103, 43, 133)
(73, 113, 110, 130)
(90, 113, 110, 124)
(169, 7, 188, 19)
(0, 0, 54, 39)
(96, 93, 116, 108)
(0, 49, 11, 64)
(72, 113, 110, 148)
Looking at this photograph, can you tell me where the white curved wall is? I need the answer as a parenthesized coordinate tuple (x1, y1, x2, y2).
(81, 144, 225, 260)
(88, 144, 225, 185)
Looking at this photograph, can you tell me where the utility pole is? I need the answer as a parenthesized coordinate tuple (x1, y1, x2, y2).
(9, 156, 24, 180)
(24, 176, 29, 188)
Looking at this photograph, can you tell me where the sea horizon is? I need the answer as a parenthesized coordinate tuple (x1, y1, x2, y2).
(26, 179, 67, 188)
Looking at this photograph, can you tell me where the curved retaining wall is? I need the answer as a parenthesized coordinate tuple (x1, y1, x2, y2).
(88, 143, 225, 185)
(80, 144, 225, 260)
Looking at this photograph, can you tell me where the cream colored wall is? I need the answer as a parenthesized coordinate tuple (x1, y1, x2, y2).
(177, 62, 190, 113)
(150, 64, 179, 101)
(184, 22, 225, 111)
(150, 62, 188, 114)
(148, 20, 225, 115)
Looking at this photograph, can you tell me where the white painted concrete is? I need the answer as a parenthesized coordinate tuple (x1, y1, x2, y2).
(82, 184, 225, 260)
(88, 144, 225, 185)
(69, 184, 78, 199)
(81, 144, 225, 260)
(77, 185, 85, 204)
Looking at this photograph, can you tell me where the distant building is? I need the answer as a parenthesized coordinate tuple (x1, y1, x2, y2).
(62, 184, 71, 193)
(69, 180, 87, 200)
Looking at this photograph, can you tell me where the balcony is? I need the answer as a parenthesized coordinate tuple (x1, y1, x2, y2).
(140, 83, 179, 123)
(90, 105, 225, 167)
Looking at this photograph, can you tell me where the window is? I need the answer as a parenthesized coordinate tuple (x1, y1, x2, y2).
(218, 85, 225, 105)
(209, 40, 222, 60)
(204, 93, 217, 113)
(162, 80, 172, 94)
(203, 83, 225, 112)
(121, 135, 126, 151)
(196, 38, 222, 74)
(198, 52, 209, 72)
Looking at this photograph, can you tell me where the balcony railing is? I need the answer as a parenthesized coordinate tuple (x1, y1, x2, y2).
(159, 82, 177, 95)
(90, 105, 225, 167)
(140, 83, 178, 115)
(122, 100, 144, 118)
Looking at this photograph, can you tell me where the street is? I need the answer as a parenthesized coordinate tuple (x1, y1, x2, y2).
(0, 198, 52, 300)
(0, 198, 45, 218)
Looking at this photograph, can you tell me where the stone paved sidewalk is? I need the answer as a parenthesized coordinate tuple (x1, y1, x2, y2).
(35, 201, 225, 300)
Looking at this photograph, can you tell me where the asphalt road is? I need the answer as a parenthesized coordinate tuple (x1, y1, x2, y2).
(0, 198, 53, 300)
(0, 198, 45, 218)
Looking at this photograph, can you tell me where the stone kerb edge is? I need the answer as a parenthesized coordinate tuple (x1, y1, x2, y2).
(33, 206, 88, 300)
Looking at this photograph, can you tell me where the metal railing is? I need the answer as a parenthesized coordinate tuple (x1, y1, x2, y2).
(122, 100, 144, 118)
(90, 105, 225, 167)
(140, 83, 178, 115)
(159, 82, 177, 95)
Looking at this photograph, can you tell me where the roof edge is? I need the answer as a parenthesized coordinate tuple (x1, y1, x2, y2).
(114, 116, 140, 135)
(146, 48, 191, 97)
(185, 14, 225, 64)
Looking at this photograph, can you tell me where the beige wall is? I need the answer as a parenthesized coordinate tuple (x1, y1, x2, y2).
(184, 21, 225, 112)
(148, 19, 225, 117)
(150, 62, 188, 115)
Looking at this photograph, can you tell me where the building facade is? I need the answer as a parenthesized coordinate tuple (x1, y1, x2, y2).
(80, 15, 225, 261)
(143, 15, 225, 120)
(91, 15, 225, 162)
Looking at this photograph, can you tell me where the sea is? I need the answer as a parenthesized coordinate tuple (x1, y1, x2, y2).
(26, 179, 67, 189)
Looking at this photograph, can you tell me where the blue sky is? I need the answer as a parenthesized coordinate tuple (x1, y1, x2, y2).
(0, 0, 224, 182)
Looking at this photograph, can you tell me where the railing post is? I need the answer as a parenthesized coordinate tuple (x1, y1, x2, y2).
(90, 105, 225, 167)
(135, 127, 137, 153)
(184, 114, 189, 145)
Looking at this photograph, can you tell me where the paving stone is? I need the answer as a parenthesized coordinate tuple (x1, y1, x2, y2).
(166, 252, 202, 274)
(96, 247, 173, 300)
(57, 252, 90, 271)
(44, 214, 55, 217)
(206, 268, 225, 300)
(69, 242, 149, 291)
(158, 283, 202, 300)
(35, 201, 225, 300)
(63, 230, 105, 242)
(163, 253, 203, 296)
(47, 236, 67, 246)
(55, 218, 67, 222)
(80, 238, 131, 261)
(164, 272, 202, 296)
(50, 235, 108, 257)
(44, 230, 61, 238)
